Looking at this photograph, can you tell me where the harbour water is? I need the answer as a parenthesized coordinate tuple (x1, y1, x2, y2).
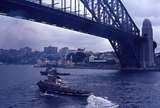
(1, 65, 160, 108)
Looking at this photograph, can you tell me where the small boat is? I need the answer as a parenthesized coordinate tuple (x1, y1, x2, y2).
(37, 79, 91, 97)
(52, 72, 70, 76)
(40, 71, 48, 76)
(40, 69, 70, 76)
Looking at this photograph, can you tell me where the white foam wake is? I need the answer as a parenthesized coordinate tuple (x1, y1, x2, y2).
(40, 92, 58, 97)
(86, 95, 119, 108)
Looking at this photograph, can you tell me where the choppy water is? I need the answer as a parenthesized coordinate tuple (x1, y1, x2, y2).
(1, 65, 160, 108)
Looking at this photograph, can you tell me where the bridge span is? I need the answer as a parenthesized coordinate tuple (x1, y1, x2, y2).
(0, 0, 142, 68)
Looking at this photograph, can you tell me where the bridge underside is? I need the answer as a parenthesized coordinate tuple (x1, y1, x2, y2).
(0, 0, 141, 68)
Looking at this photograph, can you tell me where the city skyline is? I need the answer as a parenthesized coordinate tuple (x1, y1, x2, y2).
(0, 0, 159, 52)
(0, 45, 113, 53)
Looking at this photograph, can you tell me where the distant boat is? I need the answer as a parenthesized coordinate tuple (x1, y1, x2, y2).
(40, 63, 70, 76)
(40, 70, 71, 76)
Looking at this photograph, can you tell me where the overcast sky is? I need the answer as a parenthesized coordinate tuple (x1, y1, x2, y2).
(0, 0, 159, 52)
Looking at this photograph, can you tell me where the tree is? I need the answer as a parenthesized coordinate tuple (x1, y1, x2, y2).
(72, 52, 86, 64)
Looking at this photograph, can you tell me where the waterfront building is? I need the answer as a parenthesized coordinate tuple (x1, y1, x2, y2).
(88, 52, 119, 65)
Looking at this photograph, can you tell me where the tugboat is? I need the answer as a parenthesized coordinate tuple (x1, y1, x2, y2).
(37, 62, 91, 97)
(37, 75, 91, 97)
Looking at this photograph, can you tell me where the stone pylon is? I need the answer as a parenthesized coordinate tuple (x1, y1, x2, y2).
(141, 19, 155, 68)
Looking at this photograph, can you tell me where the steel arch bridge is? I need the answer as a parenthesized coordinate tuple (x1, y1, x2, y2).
(0, 0, 142, 68)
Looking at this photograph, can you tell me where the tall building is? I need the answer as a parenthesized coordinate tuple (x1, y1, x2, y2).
(44, 46, 58, 54)
(59, 47, 69, 57)
(58, 47, 69, 65)
(20, 47, 32, 54)
(141, 19, 155, 68)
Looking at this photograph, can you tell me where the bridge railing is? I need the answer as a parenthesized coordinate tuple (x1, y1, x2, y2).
(25, 0, 93, 20)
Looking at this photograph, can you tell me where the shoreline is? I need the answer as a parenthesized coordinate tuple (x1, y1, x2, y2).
(0, 64, 120, 70)
(62, 65, 120, 70)
(1, 64, 160, 72)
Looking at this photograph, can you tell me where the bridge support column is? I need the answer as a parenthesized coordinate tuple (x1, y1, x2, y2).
(141, 19, 156, 68)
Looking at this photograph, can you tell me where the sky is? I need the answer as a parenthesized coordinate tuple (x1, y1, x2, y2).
(0, 0, 159, 52)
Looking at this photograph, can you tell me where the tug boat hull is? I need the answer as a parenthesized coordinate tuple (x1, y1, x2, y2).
(37, 81, 90, 97)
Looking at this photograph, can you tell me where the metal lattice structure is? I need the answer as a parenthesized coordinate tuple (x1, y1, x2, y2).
(0, 0, 141, 68)
(81, 0, 140, 36)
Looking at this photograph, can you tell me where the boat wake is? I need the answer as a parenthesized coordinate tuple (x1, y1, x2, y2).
(40, 92, 59, 97)
(40, 93, 119, 108)
(86, 95, 119, 108)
